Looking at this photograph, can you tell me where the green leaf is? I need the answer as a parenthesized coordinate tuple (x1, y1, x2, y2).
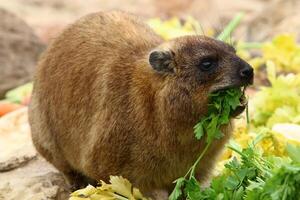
(217, 12, 244, 42)
(5, 82, 33, 103)
(218, 105, 231, 124)
(214, 129, 224, 140)
(232, 186, 245, 200)
(228, 96, 241, 110)
(169, 178, 186, 200)
(184, 177, 202, 200)
(206, 116, 219, 143)
(173, 86, 245, 199)
(194, 88, 243, 144)
(194, 121, 205, 140)
(225, 176, 240, 190)
(286, 143, 300, 163)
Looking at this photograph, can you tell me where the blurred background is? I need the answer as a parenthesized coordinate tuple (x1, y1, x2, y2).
(1, 0, 300, 200)
(1, 0, 300, 43)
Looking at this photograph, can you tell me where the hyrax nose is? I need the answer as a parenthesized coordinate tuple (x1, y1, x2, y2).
(240, 63, 254, 80)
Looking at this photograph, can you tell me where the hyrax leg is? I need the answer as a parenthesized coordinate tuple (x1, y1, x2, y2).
(65, 171, 98, 191)
(32, 132, 96, 190)
(29, 107, 94, 190)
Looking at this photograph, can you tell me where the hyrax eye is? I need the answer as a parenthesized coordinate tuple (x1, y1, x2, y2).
(198, 57, 218, 71)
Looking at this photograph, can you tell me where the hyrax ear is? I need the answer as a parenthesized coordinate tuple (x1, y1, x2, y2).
(149, 50, 175, 73)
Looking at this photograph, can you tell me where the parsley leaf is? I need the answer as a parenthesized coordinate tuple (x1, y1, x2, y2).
(170, 88, 245, 200)
(169, 178, 186, 200)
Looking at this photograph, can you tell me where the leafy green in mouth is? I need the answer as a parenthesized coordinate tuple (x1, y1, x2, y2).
(195, 88, 245, 143)
(169, 87, 246, 200)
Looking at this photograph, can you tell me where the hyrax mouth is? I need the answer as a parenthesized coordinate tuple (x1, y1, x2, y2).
(230, 86, 248, 117)
(212, 85, 248, 118)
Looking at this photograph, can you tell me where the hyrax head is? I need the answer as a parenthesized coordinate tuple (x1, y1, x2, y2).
(148, 36, 253, 94)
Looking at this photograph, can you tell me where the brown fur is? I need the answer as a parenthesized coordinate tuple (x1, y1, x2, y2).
(29, 11, 253, 194)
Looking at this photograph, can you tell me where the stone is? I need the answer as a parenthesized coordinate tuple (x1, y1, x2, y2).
(0, 158, 69, 200)
(0, 8, 45, 98)
(0, 108, 36, 171)
(0, 108, 69, 200)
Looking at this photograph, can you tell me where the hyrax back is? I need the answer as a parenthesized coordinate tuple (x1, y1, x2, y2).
(29, 11, 253, 193)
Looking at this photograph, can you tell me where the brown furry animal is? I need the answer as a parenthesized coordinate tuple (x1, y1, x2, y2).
(29, 11, 253, 195)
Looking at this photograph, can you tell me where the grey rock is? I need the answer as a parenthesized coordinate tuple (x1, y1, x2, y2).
(0, 8, 45, 98)
(0, 158, 69, 200)
(0, 108, 69, 200)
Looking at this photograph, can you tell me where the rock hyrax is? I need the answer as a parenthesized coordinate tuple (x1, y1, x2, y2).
(29, 11, 253, 194)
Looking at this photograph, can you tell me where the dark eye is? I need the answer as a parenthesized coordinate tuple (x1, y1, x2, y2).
(199, 57, 217, 71)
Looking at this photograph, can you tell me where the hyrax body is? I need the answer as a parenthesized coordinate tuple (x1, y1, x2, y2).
(29, 11, 253, 194)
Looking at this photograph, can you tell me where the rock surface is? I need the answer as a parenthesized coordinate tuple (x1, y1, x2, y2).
(0, 108, 36, 171)
(0, 108, 69, 200)
(0, 8, 45, 98)
(0, 158, 69, 200)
